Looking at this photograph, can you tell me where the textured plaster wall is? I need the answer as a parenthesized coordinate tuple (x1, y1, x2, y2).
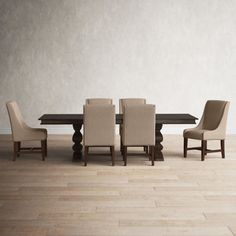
(0, 0, 236, 134)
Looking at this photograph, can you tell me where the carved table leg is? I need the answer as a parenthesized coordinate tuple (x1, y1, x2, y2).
(155, 124, 164, 161)
(72, 123, 83, 161)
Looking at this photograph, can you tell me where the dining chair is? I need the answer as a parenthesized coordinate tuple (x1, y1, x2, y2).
(6, 101, 47, 161)
(119, 98, 148, 154)
(122, 104, 155, 166)
(183, 100, 230, 161)
(83, 104, 115, 166)
(86, 98, 113, 105)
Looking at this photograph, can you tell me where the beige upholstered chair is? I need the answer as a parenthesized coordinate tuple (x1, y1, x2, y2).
(122, 104, 155, 166)
(119, 98, 148, 154)
(86, 98, 113, 105)
(6, 101, 47, 161)
(83, 104, 115, 166)
(183, 100, 230, 161)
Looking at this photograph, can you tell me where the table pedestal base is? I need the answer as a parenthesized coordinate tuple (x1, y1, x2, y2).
(72, 124, 83, 161)
(155, 124, 164, 161)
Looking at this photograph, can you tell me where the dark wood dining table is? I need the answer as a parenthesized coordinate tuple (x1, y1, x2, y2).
(39, 114, 197, 161)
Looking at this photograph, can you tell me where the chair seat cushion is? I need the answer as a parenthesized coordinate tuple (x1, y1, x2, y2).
(18, 128, 47, 141)
(184, 128, 223, 140)
(184, 128, 205, 140)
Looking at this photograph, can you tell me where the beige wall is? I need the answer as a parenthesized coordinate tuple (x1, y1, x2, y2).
(0, 0, 236, 134)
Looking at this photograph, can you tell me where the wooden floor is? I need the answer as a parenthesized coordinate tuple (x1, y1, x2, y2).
(0, 134, 236, 236)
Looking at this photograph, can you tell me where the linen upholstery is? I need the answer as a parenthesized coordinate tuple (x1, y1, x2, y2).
(122, 104, 155, 146)
(86, 98, 113, 105)
(6, 101, 47, 142)
(119, 98, 147, 151)
(119, 98, 146, 114)
(83, 104, 115, 146)
(184, 100, 230, 140)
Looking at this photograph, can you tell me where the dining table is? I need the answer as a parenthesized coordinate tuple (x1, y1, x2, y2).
(39, 113, 197, 161)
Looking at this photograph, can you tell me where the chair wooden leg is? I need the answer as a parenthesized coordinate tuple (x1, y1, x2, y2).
(123, 146, 127, 166)
(201, 140, 206, 161)
(13, 142, 18, 161)
(205, 141, 207, 155)
(111, 146, 115, 166)
(119, 126, 123, 153)
(221, 140, 225, 159)
(41, 140, 46, 161)
(151, 146, 154, 166)
(121, 141, 124, 160)
(121, 140, 124, 157)
(144, 146, 149, 155)
(184, 138, 188, 158)
(17, 142, 21, 157)
(84, 146, 88, 166)
(148, 146, 151, 161)
(45, 139, 47, 157)
(43, 139, 47, 157)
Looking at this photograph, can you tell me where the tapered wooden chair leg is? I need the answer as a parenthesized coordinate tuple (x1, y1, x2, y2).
(144, 146, 149, 155)
(205, 141, 207, 155)
(149, 146, 151, 162)
(84, 146, 88, 166)
(201, 140, 206, 161)
(13, 142, 18, 161)
(41, 140, 46, 161)
(148, 146, 151, 161)
(151, 146, 154, 166)
(123, 146, 127, 166)
(119, 126, 123, 153)
(17, 142, 21, 157)
(120, 139, 124, 158)
(111, 146, 115, 166)
(45, 139, 48, 157)
(43, 140, 47, 157)
(221, 140, 225, 159)
(184, 138, 188, 158)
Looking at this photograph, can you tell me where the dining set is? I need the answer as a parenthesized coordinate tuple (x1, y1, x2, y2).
(5, 99, 229, 165)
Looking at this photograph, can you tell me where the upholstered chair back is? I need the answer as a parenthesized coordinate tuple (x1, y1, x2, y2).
(122, 104, 155, 146)
(83, 104, 115, 146)
(200, 100, 230, 133)
(6, 101, 28, 141)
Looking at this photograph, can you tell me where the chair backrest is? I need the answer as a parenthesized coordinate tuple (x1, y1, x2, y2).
(6, 101, 28, 141)
(200, 100, 230, 132)
(83, 104, 115, 146)
(86, 98, 113, 105)
(122, 104, 155, 146)
(119, 98, 146, 113)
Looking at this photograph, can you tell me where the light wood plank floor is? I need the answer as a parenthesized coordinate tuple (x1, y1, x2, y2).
(0, 134, 236, 236)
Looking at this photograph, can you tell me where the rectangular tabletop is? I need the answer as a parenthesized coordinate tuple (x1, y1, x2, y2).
(39, 114, 197, 125)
